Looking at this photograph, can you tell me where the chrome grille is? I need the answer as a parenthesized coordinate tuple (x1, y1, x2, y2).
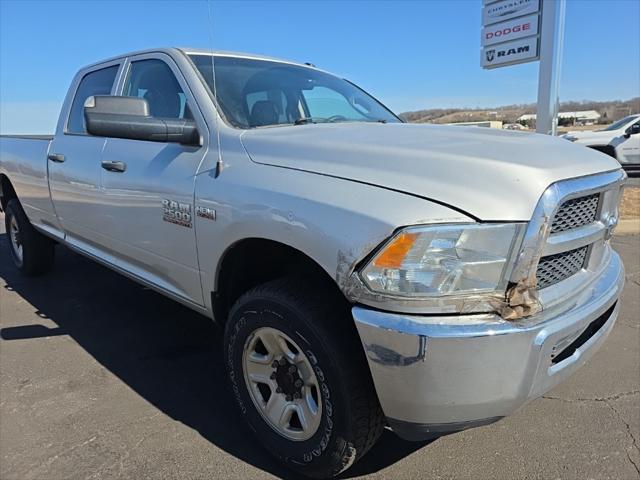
(536, 246, 588, 289)
(550, 193, 600, 234)
(511, 170, 624, 322)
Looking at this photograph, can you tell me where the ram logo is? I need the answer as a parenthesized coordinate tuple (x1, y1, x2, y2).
(162, 199, 192, 228)
(486, 49, 496, 62)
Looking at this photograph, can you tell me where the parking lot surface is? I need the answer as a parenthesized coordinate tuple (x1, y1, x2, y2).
(0, 217, 638, 480)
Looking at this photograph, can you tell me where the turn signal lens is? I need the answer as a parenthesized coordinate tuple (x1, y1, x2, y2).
(372, 232, 419, 268)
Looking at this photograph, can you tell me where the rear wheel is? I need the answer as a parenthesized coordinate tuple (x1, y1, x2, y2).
(223, 277, 384, 478)
(4, 199, 55, 276)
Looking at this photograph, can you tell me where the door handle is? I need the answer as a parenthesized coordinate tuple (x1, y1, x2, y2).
(101, 160, 127, 173)
(47, 153, 65, 163)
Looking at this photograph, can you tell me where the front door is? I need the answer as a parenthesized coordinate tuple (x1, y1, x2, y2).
(616, 120, 640, 164)
(99, 54, 208, 305)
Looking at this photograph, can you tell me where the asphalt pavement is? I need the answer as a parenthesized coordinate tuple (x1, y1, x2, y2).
(0, 217, 638, 480)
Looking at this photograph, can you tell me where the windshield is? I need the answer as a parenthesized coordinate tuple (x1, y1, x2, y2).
(189, 54, 400, 128)
(599, 115, 639, 131)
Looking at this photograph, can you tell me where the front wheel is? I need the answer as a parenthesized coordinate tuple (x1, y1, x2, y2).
(223, 277, 384, 478)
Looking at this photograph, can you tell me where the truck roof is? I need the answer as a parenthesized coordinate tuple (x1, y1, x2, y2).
(179, 48, 312, 67)
(79, 47, 315, 72)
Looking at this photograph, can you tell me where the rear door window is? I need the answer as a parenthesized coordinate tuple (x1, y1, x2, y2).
(67, 65, 119, 134)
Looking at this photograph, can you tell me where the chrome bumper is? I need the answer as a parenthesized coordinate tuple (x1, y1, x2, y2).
(352, 251, 624, 440)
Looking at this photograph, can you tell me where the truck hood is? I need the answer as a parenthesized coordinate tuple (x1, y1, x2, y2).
(240, 123, 620, 221)
(563, 129, 617, 145)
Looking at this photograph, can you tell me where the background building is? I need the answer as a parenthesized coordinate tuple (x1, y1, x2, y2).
(518, 110, 601, 127)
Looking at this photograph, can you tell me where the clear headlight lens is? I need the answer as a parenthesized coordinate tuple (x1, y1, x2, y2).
(361, 223, 523, 297)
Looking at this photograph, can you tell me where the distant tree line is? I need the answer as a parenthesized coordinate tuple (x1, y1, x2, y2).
(400, 97, 640, 125)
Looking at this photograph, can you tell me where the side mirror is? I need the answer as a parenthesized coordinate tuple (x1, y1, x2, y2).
(624, 123, 640, 138)
(84, 96, 201, 146)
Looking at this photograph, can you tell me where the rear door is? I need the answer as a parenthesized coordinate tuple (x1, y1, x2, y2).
(48, 61, 123, 259)
(98, 53, 208, 305)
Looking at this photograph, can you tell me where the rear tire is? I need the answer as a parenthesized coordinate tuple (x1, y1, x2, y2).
(4, 199, 55, 276)
(223, 277, 384, 478)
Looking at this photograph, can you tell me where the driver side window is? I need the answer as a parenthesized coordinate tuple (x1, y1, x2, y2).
(124, 59, 191, 119)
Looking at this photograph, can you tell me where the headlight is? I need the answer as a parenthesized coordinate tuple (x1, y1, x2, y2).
(563, 135, 578, 142)
(361, 223, 524, 298)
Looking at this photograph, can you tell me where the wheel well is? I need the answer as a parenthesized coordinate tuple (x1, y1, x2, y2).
(212, 238, 345, 325)
(588, 145, 617, 160)
(0, 174, 18, 212)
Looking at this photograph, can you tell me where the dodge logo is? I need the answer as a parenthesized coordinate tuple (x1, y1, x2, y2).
(486, 49, 496, 62)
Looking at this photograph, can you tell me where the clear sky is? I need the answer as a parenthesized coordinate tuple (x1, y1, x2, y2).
(1, 0, 639, 133)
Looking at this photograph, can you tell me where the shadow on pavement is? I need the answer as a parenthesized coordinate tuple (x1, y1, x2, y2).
(0, 233, 430, 478)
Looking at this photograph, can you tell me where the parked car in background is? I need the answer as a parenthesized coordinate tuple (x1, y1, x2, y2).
(0, 48, 628, 478)
(563, 114, 640, 174)
(503, 123, 528, 130)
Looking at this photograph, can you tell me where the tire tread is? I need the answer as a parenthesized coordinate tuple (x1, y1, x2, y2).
(229, 276, 384, 478)
(4, 199, 54, 276)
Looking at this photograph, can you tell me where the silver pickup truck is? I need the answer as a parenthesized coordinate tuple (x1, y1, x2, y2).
(0, 48, 626, 478)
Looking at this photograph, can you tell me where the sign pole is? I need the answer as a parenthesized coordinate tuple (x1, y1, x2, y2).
(536, 0, 566, 135)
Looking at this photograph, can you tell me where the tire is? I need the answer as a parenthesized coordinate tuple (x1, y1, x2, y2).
(4, 199, 55, 276)
(223, 277, 384, 478)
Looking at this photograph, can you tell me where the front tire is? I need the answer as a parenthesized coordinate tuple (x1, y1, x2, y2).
(4, 199, 55, 276)
(223, 277, 384, 478)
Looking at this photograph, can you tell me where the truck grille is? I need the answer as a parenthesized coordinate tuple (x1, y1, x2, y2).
(512, 170, 624, 317)
(536, 246, 588, 289)
(550, 193, 600, 234)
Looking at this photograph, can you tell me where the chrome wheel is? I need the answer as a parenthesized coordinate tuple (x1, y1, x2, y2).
(242, 327, 322, 441)
(9, 215, 23, 264)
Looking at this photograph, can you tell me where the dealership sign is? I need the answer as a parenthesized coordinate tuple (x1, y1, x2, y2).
(481, 36, 538, 68)
(483, 0, 567, 135)
(482, 13, 539, 47)
(481, 0, 541, 69)
(482, 0, 539, 25)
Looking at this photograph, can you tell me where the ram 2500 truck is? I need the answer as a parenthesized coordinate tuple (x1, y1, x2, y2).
(0, 48, 626, 479)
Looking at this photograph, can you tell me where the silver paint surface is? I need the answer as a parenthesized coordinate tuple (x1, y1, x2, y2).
(0, 47, 627, 430)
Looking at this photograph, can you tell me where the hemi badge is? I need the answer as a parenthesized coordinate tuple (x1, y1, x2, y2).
(196, 206, 216, 221)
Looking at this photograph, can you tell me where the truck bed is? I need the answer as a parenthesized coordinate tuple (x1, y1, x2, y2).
(0, 135, 56, 228)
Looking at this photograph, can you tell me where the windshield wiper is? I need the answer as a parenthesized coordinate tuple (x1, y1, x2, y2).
(294, 117, 388, 126)
(293, 117, 326, 125)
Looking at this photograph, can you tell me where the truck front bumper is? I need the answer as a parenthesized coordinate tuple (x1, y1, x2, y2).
(352, 251, 624, 441)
